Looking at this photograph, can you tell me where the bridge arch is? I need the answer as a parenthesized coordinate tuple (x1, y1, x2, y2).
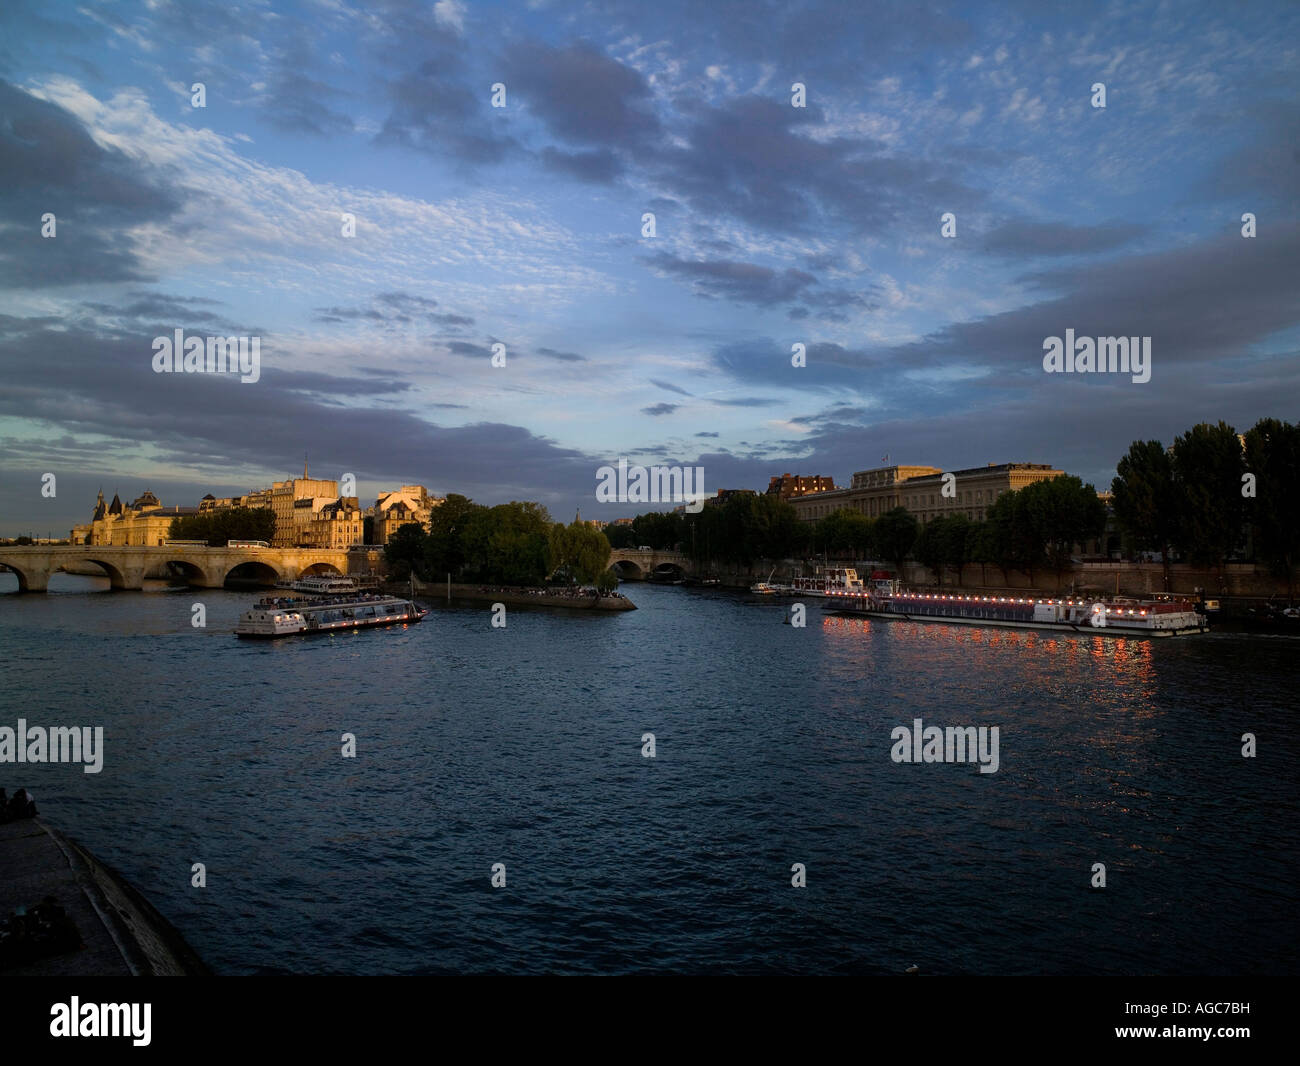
(610, 559, 644, 580)
(297, 561, 345, 579)
(159, 558, 208, 584)
(77, 557, 130, 589)
(0, 561, 38, 592)
(224, 560, 281, 586)
(649, 562, 686, 582)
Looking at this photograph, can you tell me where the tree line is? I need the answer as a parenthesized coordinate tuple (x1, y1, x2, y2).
(601, 418, 1300, 594)
(168, 507, 276, 546)
(383, 495, 616, 591)
(1112, 419, 1300, 596)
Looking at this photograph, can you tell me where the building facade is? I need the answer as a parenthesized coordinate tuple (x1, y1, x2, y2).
(790, 462, 1064, 524)
(766, 473, 836, 499)
(372, 485, 443, 545)
(72, 490, 200, 546)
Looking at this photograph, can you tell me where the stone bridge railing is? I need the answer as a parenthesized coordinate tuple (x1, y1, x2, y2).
(0, 544, 352, 592)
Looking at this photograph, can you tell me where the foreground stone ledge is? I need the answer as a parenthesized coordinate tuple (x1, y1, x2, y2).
(0, 817, 208, 976)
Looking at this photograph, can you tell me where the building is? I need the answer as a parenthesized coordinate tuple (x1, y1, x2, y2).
(295, 496, 364, 549)
(72, 489, 200, 546)
(372, 485, 443, 545)
(268, 463, 339, 547)
(767, 473, 836, 500)
(704, 488, 758, 508)
(790, 465, 940, 522)
(790, 462, 1064, 524)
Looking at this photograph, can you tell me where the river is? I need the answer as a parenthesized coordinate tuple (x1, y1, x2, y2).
(1, 573, 1295, 974)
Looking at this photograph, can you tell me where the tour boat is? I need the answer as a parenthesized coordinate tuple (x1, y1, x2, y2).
(790, 567, 865, 597)
(235, 589, 426, 638)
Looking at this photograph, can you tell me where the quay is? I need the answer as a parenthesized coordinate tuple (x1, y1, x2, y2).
(0, 801, 207, 976)
(409, 580, 636, 611)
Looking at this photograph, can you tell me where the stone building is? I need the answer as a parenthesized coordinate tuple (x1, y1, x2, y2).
(372, 485, 443, 544)
(72, 489, 199, 546)
(766, 473, 836, 500)
(270, 464, 339, 546)
(790, 462, 1064, 524)
(295, 496, 364, 548)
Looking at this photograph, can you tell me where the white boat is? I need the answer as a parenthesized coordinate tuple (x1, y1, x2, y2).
(278, 575, 362, 595)
(791, 567, 865, 597)
(236, 589, 426, 638)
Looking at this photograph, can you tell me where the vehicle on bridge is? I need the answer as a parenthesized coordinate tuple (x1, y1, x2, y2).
(226, 539, 270, 549)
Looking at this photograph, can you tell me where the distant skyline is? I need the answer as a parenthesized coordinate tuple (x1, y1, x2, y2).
(1, 0, 1297, 536)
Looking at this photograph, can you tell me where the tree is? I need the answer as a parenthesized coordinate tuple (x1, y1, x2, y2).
(812, 509, 871, 559)
(169, 506, 275, 546)
(1243, 418, 1300, 599)
(1019, 475, 1107, 587)
(1171, 421, 1245, 574)
(874, 507, 918, 575)
(746, 493, 805, 560)
(461, 501, 552, 585)
(605, 523, 636, 550)
(1112, 440, 1179, 589)
(915, 514, 976, 587)
(548, 522, 612, 585)
(969, 521, 994, 585)
(423, 494, 481, 578)
(362, 515, 374, 545)
(914, 519, 948, 587)
(985, 491, 1037, 582)
(382, 522, 426, 580)
(941, 513, 976, 587)
(631, 511, 683, 550)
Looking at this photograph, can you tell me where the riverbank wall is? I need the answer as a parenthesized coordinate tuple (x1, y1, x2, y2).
(0, 805, 208, 976)
(403, 579, 636, 611)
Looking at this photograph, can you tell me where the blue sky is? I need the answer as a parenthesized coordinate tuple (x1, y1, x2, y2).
(1, 0, 1297, 535)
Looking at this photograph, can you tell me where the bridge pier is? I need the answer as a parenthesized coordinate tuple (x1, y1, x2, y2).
(108, 566, 149, 591)
(1, 565, 49, 592)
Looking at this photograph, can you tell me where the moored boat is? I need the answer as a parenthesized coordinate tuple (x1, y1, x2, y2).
(823, 577, 1209, 637)
(791, 567, 865, 597)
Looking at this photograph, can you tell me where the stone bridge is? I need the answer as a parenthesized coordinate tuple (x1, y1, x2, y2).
(0, 544, 351, 592)
(607, 548, 693, 580)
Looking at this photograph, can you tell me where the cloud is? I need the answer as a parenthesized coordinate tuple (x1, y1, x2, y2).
(505, 39, 661, 151)
(0, 79, 180, 289)
(536, 346, 587, 362)
(650, 378, 693, 396)
(641, 402, 680, 416)
(433, 0, 467, 34)
(650, 94, 985, 236)
(314, 292, 476, 328)
(713, 396, 779, 407)
(982, 220, 1147, 257)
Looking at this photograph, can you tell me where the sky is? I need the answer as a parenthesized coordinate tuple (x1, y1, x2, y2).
(0, 0, 1297, 536)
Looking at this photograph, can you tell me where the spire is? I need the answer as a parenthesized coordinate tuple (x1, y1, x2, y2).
(304, 452, 309, 480)
(574, 506, 581, 525)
